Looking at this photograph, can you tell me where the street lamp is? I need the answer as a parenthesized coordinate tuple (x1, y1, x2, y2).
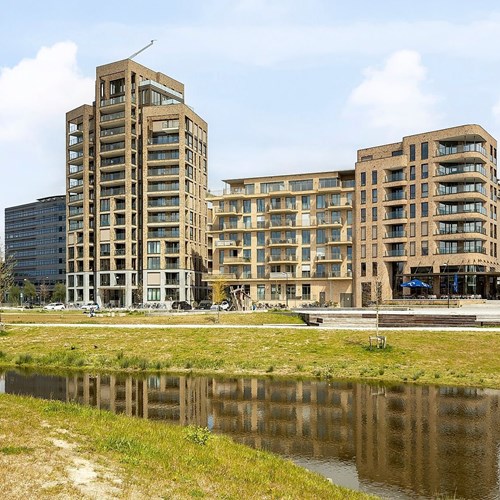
(445, 262, 450, 309)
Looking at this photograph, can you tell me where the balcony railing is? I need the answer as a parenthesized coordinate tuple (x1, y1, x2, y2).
(436, 143, 487, 158)
(435, 163, 486, 177)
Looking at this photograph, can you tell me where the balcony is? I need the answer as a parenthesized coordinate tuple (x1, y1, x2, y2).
(384, 172, 406, 183)
(215, 240, 240, 247)
(268, 238, 298, 246)
(435, 163, 487, 178)
(435, 185, 486, 198)
(384, 211, 407, 221)
(384, 231, 406, 239)
(435, 206, 487, 217)
(436, 143, 487, 159)
(436, 246, 486, 255)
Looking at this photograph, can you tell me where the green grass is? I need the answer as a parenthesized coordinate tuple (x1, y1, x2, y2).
(1, 309, 305, 326)
(0, 393, 375, 499)
(0, 321, 498, 388)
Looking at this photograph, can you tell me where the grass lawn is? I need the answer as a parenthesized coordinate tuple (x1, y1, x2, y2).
(0, 310, 498, 388)
(0, 394, 375, 499)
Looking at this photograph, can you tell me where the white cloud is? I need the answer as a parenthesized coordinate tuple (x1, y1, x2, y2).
(345, 50, 441, 138)
(0, 42, 94, 237)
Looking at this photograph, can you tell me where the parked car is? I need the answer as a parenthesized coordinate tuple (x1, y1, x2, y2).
(197, 300, 212, 310)
(210, 300, 231, 311)
(43, 302, 66, 311)
(171, 301, 192, 310)
(81, 302, 99, 311)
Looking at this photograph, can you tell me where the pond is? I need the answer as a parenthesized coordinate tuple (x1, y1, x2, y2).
(1, 369, 499, 499)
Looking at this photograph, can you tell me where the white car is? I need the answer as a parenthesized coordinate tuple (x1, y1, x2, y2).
(81, 302, 99, 311)
(43, 302, 66, 311)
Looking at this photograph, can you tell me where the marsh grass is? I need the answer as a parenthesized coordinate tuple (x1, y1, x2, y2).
(0, 394, 373, 499)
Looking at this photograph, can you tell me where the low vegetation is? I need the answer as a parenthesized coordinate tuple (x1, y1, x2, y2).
(0, 311, 498, 388)
(0, 394, 375, 499)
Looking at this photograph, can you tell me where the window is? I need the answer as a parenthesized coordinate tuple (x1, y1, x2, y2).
(421, 183, 428, 198)
(410, 184, 416, 199)
(147, 288, 160, 301)
(243, 200, 251, 213)
(256, 198, 265, 212)
(257, 266, 265, 278)
(372, 262, 378, 277)
(372, 226, 377, 239)
(147, 257, 160, 269)
(360, 172, 366, 186)
(100, 214, 110, 226)
(290, 179, 313, 191)
(302, 247, 310, 261)
(100, 199, 110, 211)
(361, 245, 366, 258)
(372, 189, 378, 203)
(410, 222, 416, 237)
(409, 144, 416, 162)
(372, 207, 378, 221)
(257, 249, 265, 262)
(421, 240, 428, 256)
(360, 208, 366, 223)
(421, 221, 428, 236)
(410, 165, 416, 180)
(372, 171, 378, 185)
(302, 230, 310, 244)
(361, 262, 366, 277)
(302, 284, 311, 300)
(257, 232, 265, 245)
(316, 195, 326, 209)
(243, 233, 251, 246)
(421, 142, 428, 160)
(100, 244, 110, 256)
(421, 163, 428, 179)
(147, 241, 160, 254)
(361, 226, 366, 241)
(410, 203, 416, 218)
(316, 229, 326, 244)
(257, 284, 265, 300)
(360, 190, 366, 204)
(301, 195, 310, 209)
(421, 202, 428, 217)
(372, 243, 378, 258)
(410, 241, 416, 256)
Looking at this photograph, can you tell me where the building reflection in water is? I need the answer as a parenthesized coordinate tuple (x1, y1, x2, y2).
(2, 371, 499, 500)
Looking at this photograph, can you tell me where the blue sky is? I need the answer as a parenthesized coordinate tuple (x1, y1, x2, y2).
(3, 0, 500, 239)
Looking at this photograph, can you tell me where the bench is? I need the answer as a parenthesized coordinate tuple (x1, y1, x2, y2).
(369, 335, 387, 349)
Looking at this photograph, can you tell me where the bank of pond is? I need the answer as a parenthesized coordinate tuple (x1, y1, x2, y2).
(1, 369, 498, 500)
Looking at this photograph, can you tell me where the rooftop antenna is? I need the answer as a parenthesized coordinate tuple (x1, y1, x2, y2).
(128, 40, 156, 60)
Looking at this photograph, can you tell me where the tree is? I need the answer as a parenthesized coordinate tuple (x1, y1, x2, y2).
(23, 280, 36, 304)
(9, 285, 20, 306)
(52, 283, 66, 303)
(210, 277, 228, 323)
(0, 255, 15, 326)
(39, 283, 50, 305)
(0, 256, 15, 304)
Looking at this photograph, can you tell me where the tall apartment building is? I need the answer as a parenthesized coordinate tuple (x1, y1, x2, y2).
(354, 124, 500, 305)
(207, 171, 356, 306)
(66, 59, 208, 307)
(5, 195, 66, 294)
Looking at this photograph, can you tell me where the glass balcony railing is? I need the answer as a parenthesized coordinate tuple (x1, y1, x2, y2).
(437, 143, 487, 157)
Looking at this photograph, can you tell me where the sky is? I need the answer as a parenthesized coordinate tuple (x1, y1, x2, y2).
(3, 0, 500, 239)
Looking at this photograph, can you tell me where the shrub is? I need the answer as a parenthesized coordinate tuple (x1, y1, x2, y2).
(184, 426, 211, 446)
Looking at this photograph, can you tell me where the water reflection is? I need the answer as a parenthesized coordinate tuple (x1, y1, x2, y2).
(1, 370, 499, 500)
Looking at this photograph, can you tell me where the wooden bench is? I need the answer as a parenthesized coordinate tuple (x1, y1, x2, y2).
(369, 335, 387, 349)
